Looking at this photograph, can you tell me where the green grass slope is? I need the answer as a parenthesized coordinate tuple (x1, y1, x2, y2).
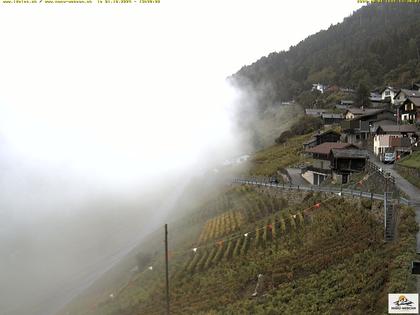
(67, 185, 417, 315)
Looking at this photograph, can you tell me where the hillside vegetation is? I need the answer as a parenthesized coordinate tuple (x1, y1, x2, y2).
(399, 151, 420, 169)
(68, 187, 416, 315)
(231, 4, 420, 111)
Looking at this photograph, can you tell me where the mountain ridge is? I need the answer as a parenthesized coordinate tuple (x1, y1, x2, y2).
(230, 4, 420, 110)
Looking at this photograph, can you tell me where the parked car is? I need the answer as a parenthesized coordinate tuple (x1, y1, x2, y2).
(383, 152, 396, 164)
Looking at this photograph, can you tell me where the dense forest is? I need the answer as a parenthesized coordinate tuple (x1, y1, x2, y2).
(230, 4, 420, 111)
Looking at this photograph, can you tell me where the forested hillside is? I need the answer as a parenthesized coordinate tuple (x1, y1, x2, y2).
(231, 4, 420, 111)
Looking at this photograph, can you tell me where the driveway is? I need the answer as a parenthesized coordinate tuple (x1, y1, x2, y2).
(285, 167, 310, 186)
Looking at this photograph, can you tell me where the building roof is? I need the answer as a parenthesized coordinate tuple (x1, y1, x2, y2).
(395, 89, 420, 99)
(406, 96, 420, 107)
(303, 137, 317, 146)
(306, 142, 354, 155)
(380, 86, 397, 94)
(315, 129, 341, 137)
(331, 148, 369, 159)
(321, 113, 344, 119)
(345, 107, 385, 116)
(305, 109, 328, 116)
(377, 124, 418, 134)
(369, 92, 383, 102)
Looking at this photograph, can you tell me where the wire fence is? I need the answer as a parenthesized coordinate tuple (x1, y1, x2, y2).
(232, 178, 419, 207)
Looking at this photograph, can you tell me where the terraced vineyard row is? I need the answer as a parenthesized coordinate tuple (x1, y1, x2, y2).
(88, 193, 413, 315)
(197, 210, 245, 244)
(183, 210, 306, 274)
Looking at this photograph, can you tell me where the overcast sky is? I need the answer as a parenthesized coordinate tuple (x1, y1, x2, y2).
(0, 0, 364, 186)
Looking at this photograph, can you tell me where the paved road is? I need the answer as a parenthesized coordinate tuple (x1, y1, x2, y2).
(285, 168, 310, 186)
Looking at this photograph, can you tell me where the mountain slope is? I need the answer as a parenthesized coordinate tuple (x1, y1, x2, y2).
(231, 4, 420, 110)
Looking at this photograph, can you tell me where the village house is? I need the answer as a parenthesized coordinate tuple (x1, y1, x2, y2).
(393, 89, 420, 106)
(321, 113, 344, 125)
(380, 86, 397, 104)
(302, 142, 359, 185)
(397, 97, 420, 124)
(312, 83, 327, 94)
(373, 124, 418, 160)
(330, 148, 369, 184)
(343, 107, 390, 120)
(341, 108, 396, 145)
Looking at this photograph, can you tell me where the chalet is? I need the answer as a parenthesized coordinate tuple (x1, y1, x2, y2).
(380, 86, 397, 104)
(393, 89, 420, 106)
(305, 108, 327, 117)
(344, 107, 389, 120)
(396, 97, 420, 124)
(302, 130, 341, 150)
(330, 148, 369, 184)
(302, 142, 358, 185)
(321, 113, 344, 125)
(341, 108, 396, 145)
(373, 124, 418, 160)
(375, 124, 417, 135)
(370, 119, 396, 133)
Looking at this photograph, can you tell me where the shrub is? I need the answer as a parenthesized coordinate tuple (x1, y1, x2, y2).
(275, 116, 323, 144)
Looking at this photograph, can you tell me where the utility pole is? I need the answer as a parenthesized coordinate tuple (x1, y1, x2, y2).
(384, 175, 388, 234)
(165, 224, 170, 315)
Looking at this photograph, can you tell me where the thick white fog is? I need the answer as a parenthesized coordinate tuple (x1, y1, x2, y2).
(0, 1, 363, 315)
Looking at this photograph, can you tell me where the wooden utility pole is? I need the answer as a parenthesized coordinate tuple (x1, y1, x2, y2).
(165, 224, 170, 315)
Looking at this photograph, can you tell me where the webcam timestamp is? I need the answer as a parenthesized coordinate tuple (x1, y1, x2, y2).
(97, 0, 160, 3)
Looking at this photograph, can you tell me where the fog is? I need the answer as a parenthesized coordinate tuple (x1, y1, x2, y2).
(0, 71, 250, 315)
(0, 2, 363, 315)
